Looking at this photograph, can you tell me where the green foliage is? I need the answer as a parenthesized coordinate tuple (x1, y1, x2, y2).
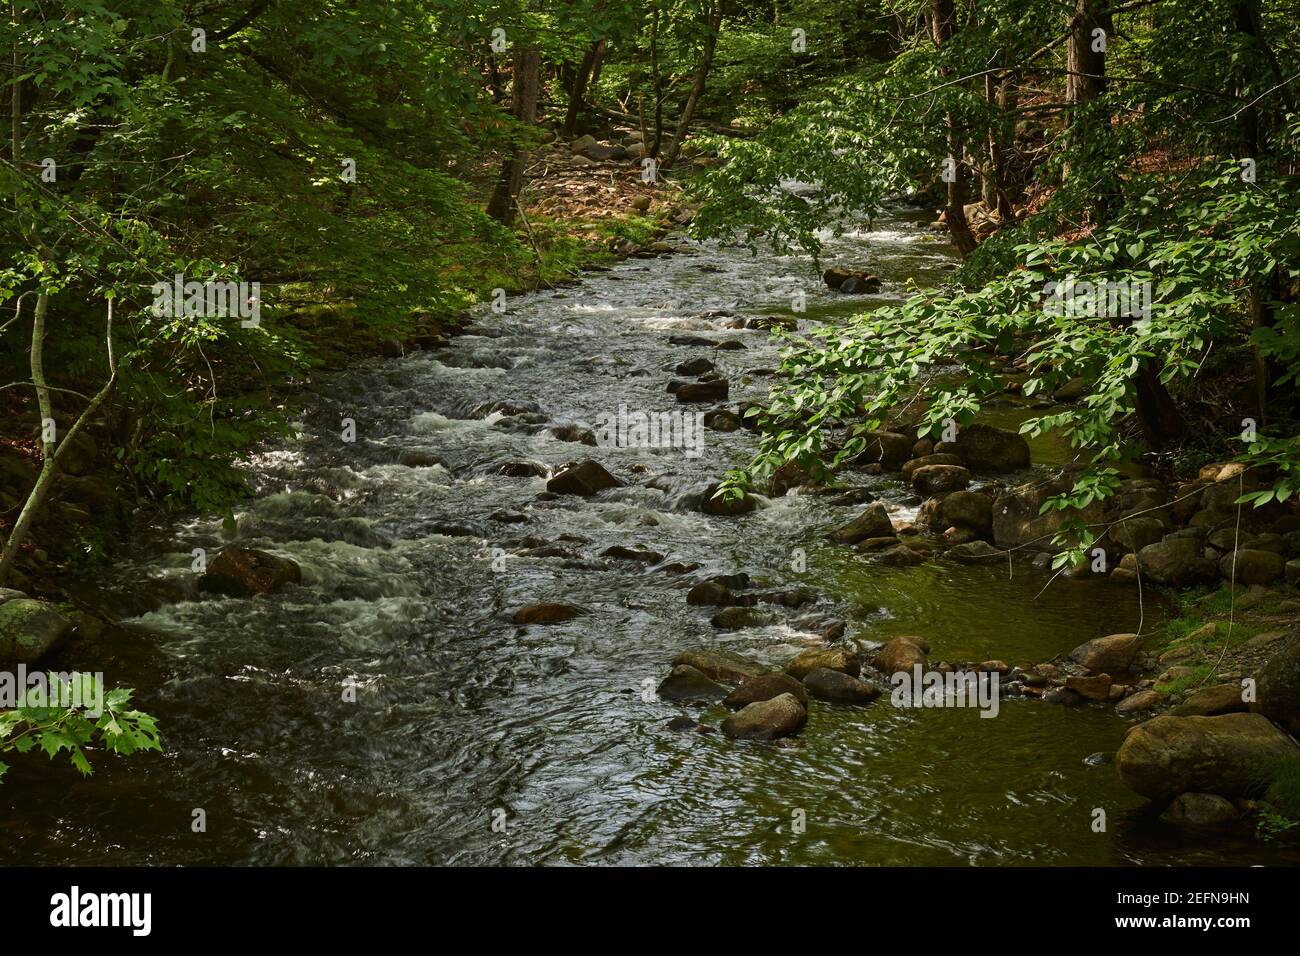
(0, 674, 161, 783)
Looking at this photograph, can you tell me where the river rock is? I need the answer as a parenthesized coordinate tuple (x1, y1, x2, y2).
(912, 464, 971, 496)
(1115, 689, 1162, 715)
(875, 544, 928, 566)
(547, 459, 621, 496)
(1173, 683, 1248, 717)
(901, 453, 965, 481)
(1252, 638, 1300, 734)
(686, 580, 753, 606)
(829, 502, 895, 543)
(1161, 792, 1240, 826)
(657, 664, 729, 701)
(511, 602, 585, 625)
(710, 606, 775, 629)
(853, 430, 913, 469)
(1219, 548, 1285, 585)
(723, 673, 808, 709)
(1117, 712, 1300, 800)
(1068, 633, 1142, 673)
(700, 481, 756, 516)
(0, 599, 74, 664)
(1136, 537, 1220, 587)
(1112, 516, 1166, 554)
(601, 545, 664, 564)
(721, 693, 808, 741)
(675, 357, 715, 376)
(940, 491, 992, 534)
(786, 647, 860, 680)
(1066, 674, 1113, 701)
(946, 540, 1003, 563)
(953, 423, 1030, 472)
(673, 649, 766, 684)
(199, 548, 302, 598)
(549, 424, 598, 445)
(874, 636, 926, 675)
(674, 379, 729, 402)
(703, 408, 742, 431)
(802, 667, 880, 704)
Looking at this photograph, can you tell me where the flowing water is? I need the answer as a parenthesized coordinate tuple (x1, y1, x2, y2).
(5, 206, 1294, 866)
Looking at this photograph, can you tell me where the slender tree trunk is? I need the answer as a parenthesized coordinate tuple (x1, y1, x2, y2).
(0, 300, 118, 588)
(486, 49, 541, 226)
(661, 0, 723, 171)
(649, 2, 665, 157)
(931, 0, 976, 256)
(561, 40, 601, 140)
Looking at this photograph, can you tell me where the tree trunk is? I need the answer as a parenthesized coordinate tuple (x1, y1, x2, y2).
(660, 0, 723, 171)
(649, 2, 665, 157)
(0, 299, 117, 587)
(931, 0, 976, 256)
(561, 40, 601, 140)
(1132, 357, 1186, 450)
(486, 49, 541, 226)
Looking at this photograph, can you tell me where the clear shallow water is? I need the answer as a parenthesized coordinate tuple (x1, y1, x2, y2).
(5, 207, 1296, 866)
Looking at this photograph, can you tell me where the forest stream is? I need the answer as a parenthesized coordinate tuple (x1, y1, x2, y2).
(5, 205, 1296, 867)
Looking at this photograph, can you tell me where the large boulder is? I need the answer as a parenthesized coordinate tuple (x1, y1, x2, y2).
(1068, 633, 1142, 673)
(1174, 683, 1248, 717)
(199, 547, 302, 598)
(700, 481, 756, 516)
(723, 673, 809, 709)
(1116, 713, 1300, 800)
(721, 692, 807, 740)
(1135, 538, 1219, 587)
(940, 491, 993, 534)
(802, 667, 881, 704)
(1111, 516, 1167, 554)
(1219, 549, 1285, 585)
(992, 474, 1105, 552)
(674, 379, 729, 403)
(953, 423, 1030, 472)
(912, 464, 971, 496)
(547, 459, 621, 496)
(829, 503, 895, 543)
(1252, 638, 1300, 735)
(0, 599, 74, 664)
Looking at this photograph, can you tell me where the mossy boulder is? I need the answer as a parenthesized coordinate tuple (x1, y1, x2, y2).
(0, 598, 74, 664)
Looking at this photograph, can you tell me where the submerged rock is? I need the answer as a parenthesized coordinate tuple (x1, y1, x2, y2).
(721, 692, 807, 740)
(199, 547, 302, 598)
(511, 602, 585, 625)
(1160, 792, 1239, 826)
(547, 460, 621, 496)
(658, 664, 729, 701)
